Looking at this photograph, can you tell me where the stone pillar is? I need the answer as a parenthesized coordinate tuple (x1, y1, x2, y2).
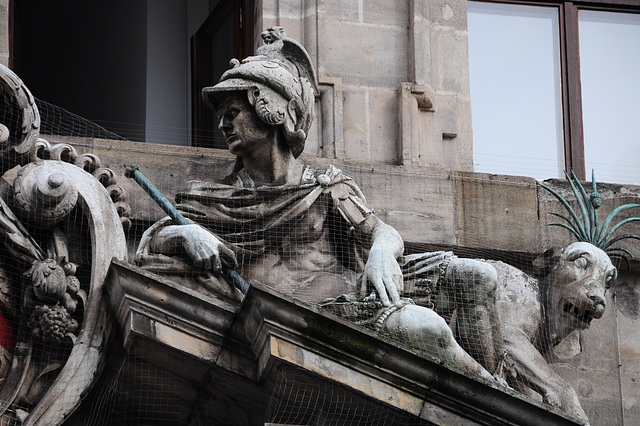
(403, 0, 473, 170)
(0, 0, 8, 66)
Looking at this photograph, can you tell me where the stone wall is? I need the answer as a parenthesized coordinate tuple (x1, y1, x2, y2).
(61, 137, 640, 259)
(59, 137, 640, 424)
(258, 0, 473, 170)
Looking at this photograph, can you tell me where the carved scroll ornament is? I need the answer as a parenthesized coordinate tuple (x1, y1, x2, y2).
(0, 64, 129, 425)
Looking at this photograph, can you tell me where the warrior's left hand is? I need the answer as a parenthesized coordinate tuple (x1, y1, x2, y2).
(363, 242, 402, 307)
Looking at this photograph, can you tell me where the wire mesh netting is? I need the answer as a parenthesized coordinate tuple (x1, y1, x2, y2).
(266, 366, 433, 426)
(35, 98, 128, 142)
(1, 68, 637, 425)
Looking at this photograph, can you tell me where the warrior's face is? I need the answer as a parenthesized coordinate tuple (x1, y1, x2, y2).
(216, 92, 273, 157)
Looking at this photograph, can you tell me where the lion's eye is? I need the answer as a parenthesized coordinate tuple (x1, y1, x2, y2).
(574, 257, 588, 269)
(605, 269, 617, 289)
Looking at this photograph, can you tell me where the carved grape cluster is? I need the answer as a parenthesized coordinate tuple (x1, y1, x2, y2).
(30, 304, 78, 343)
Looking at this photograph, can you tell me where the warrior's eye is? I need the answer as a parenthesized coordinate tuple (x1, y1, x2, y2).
(574, 257, 588, 269)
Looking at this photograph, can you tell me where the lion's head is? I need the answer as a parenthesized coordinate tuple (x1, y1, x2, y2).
(538, 242, 617, 346)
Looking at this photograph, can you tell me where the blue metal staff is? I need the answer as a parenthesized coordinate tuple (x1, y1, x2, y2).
(124, 164, 249, 294)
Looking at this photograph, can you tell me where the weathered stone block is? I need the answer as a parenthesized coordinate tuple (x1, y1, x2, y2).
(623, 372, 640, 422)
(383, 209, 456, 246)
(363, 0, 409, 26)
(455, 172, 540, 252)
(0, 0, 7, 60)
(323, 0, 360, 22)
(455, 97, 473, 170)
(427, 0, 469, 29)
(339, 164, 458, 245)
(368, 89, 398, 162)
(320, 21, 407, 87)
(270, 0, 305, 18)
(615, 278, 640, 371)
(342, 90, 369, 159)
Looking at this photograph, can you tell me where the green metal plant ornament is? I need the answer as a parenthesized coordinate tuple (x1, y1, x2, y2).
(539, 170, 640, 263)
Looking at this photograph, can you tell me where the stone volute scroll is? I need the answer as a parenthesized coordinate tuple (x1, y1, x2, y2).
(0, 63, 129, 425)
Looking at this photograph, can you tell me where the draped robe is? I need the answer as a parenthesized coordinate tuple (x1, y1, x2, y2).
(137, 165, 452, 312)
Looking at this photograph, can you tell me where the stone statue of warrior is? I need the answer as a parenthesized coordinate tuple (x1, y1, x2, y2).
(136, 27, 504, 381)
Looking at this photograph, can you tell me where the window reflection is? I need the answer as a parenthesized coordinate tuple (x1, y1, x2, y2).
(579, 10, 640, 185)
(468, 2, 564, 180)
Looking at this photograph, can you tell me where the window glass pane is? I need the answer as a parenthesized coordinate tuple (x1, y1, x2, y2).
(210, 13, 236, 149)
(468, 2, 564, 179)
(579, 11, 640, 185)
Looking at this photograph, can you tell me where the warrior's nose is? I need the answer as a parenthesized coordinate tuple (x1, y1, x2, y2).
(219, 116, 232, 131)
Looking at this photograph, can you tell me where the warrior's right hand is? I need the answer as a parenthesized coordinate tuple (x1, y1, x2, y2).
(153, 224, 238, 275)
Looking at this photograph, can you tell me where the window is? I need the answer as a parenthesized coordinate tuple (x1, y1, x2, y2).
(11, 0, 149, 142)
(191, 0, 254, 148)
(579, 10, 640, 185)
(468, 3, 564, 179)
(468, 0, 640, 184)
(10, 0, 219, 146)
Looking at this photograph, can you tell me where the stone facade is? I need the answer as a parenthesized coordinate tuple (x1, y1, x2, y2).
(259, 0, 473, 170)
(56, 136, 640, 425)
(3, 1, 640, 425)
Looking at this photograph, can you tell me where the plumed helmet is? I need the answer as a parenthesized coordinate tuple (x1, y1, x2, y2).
(202, 27, 318, 158)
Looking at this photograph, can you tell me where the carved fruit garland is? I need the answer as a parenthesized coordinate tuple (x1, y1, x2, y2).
(25, 259, 85, 344)
(10, 144, 130, 346)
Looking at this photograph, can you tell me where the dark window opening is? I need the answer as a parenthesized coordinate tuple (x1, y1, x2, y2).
(10, 0, 147, 142)
(191, 0, 254, 148)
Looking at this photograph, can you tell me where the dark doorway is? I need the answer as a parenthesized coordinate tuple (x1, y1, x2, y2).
(191, 0, 254, 148)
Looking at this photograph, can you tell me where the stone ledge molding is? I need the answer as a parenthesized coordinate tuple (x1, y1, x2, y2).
(105, 260, 583, 425)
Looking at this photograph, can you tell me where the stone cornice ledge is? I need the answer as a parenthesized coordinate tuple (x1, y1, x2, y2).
(106, 259, 581, 425)
(222, 282, 580, 426)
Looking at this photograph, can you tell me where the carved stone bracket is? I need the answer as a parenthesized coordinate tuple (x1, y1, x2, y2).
(397, 82, 461, 167)
(0, 64, 40, 158)
(398, 82, 434, 165)
(27, 139, 131, 230)
(0, 160, 128, 426)
(410, 84, 435, 112)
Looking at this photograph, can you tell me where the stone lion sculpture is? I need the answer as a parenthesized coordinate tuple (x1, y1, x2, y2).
(484, 172, 637, 424)
(489, 242, 612, 424)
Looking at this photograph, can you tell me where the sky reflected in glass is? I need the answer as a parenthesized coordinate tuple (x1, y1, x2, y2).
(580, 10, 640, 185)
(468, 2, 564, 180)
